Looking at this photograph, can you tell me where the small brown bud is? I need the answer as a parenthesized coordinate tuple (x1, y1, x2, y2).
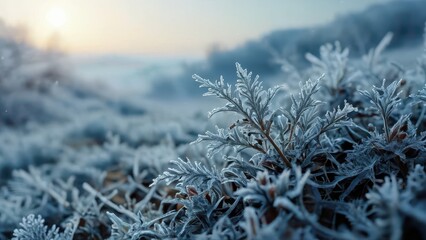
(397, 132, 408, 141)
(268, 187, 276, 198)
(186, 185, 198, 196)
(259, 174, 268, 185)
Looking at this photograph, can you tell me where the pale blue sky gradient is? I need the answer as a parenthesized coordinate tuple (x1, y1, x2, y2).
(0, 0, 388, 56)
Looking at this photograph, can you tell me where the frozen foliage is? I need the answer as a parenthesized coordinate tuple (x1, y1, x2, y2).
(120, 28, 426, 239)
(12, 214, 75, 240)
(0, 20, 207, 239)
(2, 13, 426, 240)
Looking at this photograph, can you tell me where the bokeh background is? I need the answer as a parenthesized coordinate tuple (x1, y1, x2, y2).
(3, 0, 424, 98)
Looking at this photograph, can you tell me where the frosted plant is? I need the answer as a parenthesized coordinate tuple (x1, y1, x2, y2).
(194, 64, 357, 170)
(12, 214, 74, 240)
(419, 23, 426, 80)
(193, 63, 289, 166)
(362, 32, 394, 82)
(306, 41, 349, 93)
(360, 79, 403, 142)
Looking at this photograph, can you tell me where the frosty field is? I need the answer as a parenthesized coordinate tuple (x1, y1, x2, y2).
(1, 1, 426, 239)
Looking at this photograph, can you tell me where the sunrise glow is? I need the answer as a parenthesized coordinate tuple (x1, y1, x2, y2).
(46, 6, 67, 31)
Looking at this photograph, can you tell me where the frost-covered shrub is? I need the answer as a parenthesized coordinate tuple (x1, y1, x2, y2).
(108, 29, 426, 239)
(12, 214, 75, 240)
(2, 18, 426, 240)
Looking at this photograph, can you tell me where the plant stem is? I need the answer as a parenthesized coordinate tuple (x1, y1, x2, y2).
(224, 96, 292, 168)
(263, 131, 292, 167)
(384, 115, 390, 142)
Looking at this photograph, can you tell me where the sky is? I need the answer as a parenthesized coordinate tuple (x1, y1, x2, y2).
(0, 0, 389, 56)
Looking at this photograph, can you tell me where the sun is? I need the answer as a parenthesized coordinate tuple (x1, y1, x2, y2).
(47, 6, 67, 30)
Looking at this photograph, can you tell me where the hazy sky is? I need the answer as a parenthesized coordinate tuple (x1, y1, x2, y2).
(0, 0, 388, 56)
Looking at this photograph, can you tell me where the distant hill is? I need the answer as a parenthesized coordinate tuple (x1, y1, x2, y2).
(149, 0, 426, 98)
